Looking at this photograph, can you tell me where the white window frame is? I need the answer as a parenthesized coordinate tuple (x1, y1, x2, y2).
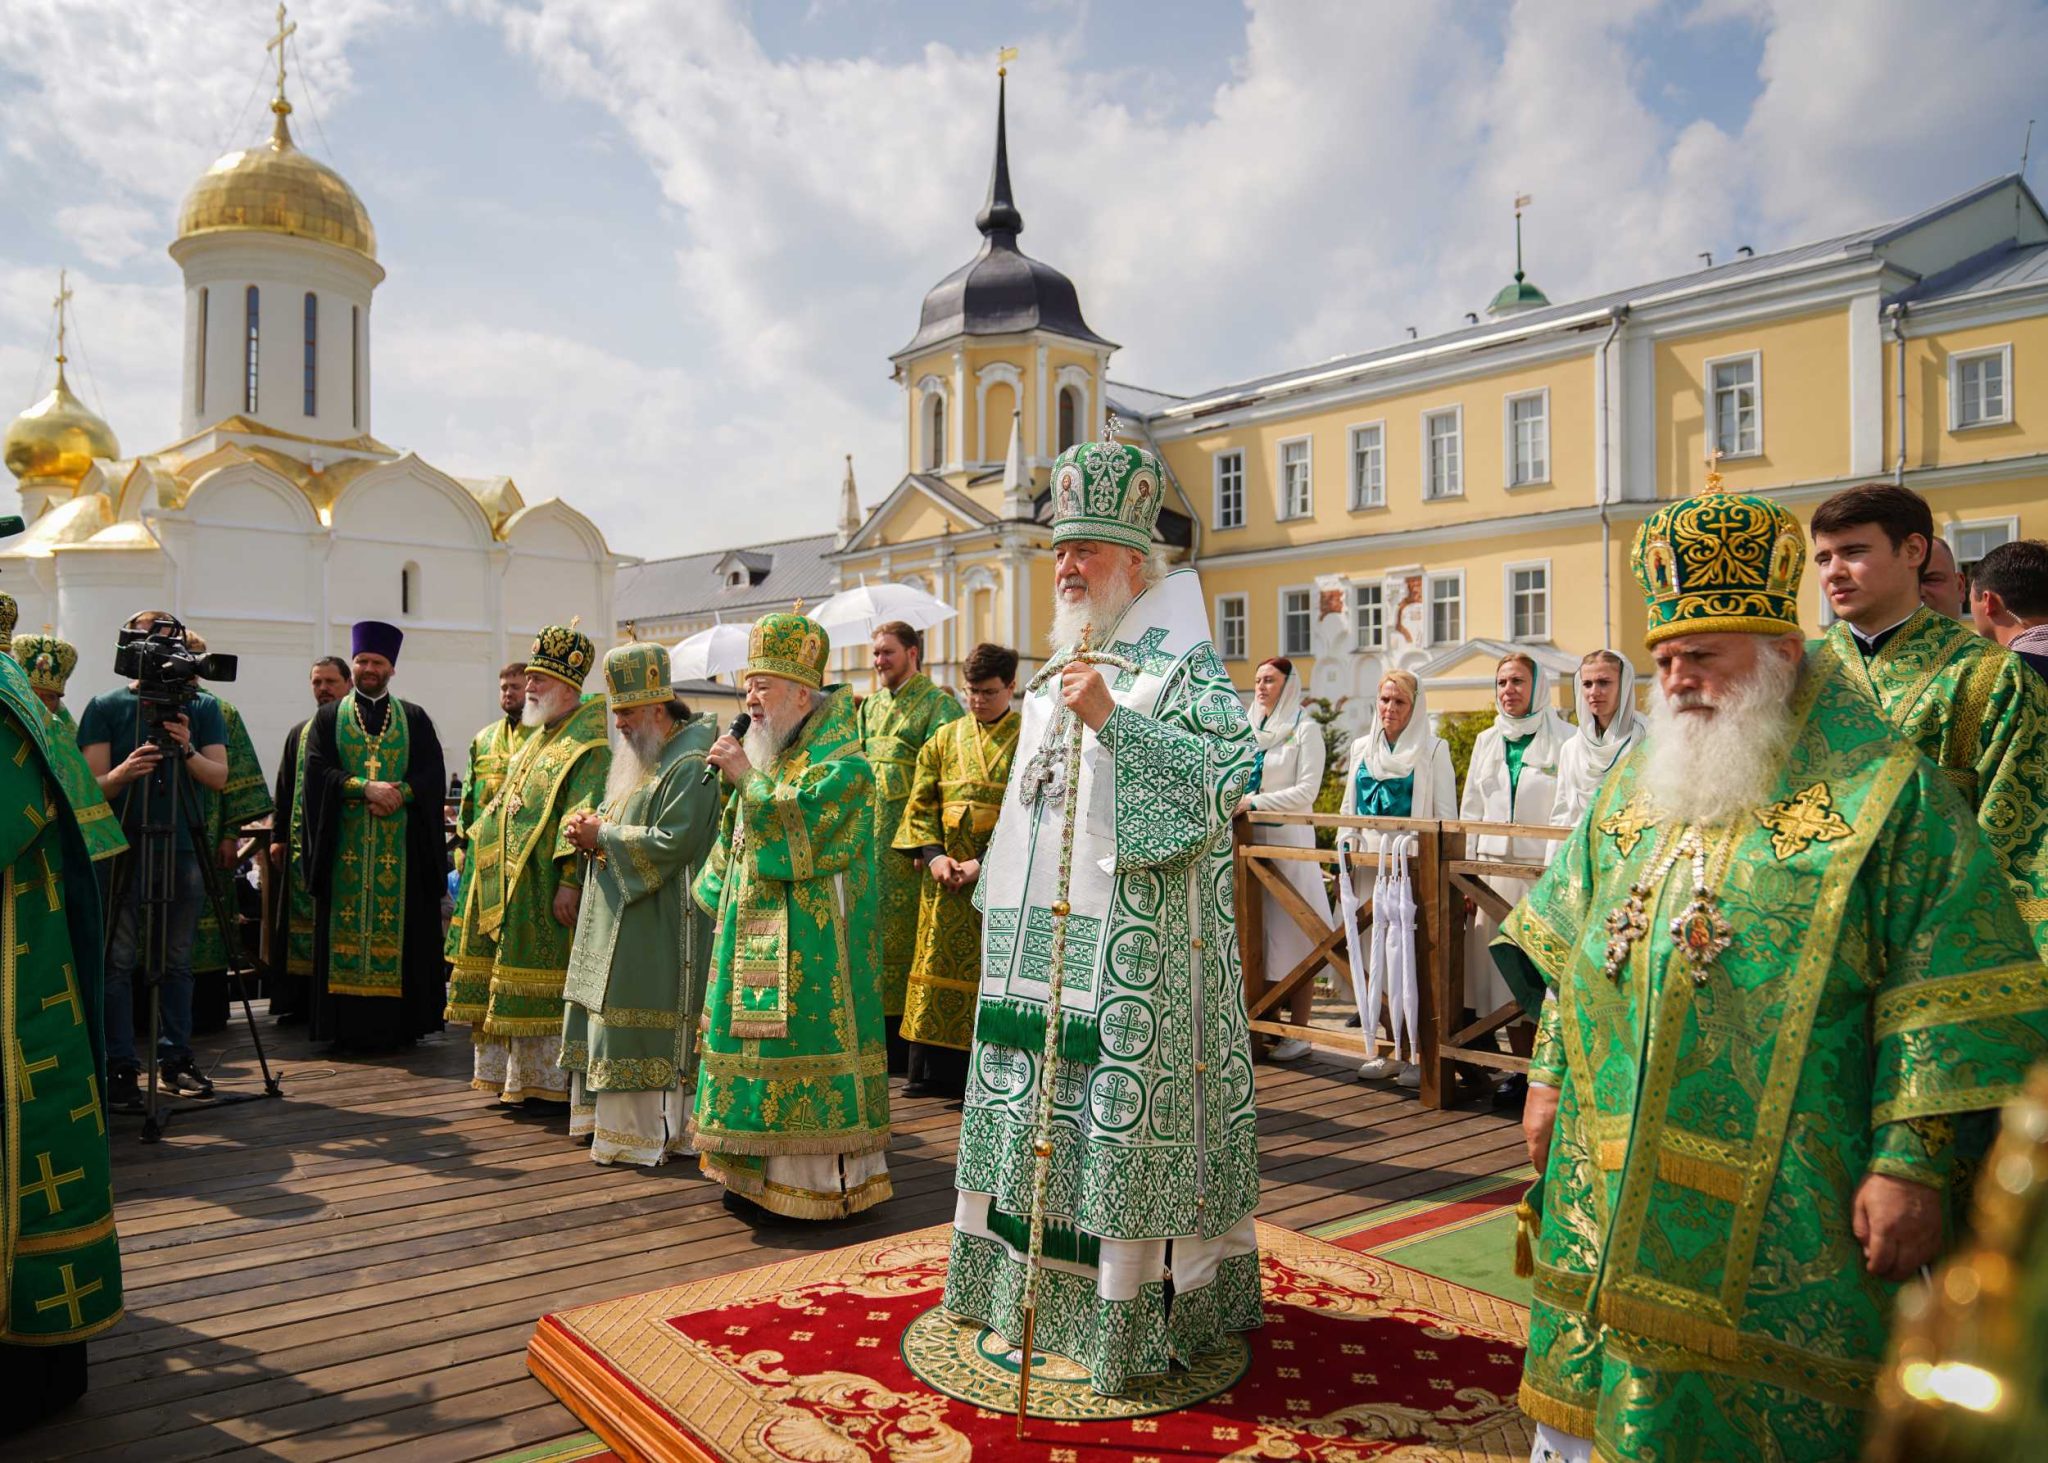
(1947, 516, 2019, 573)
(1278, 585, 1315, 657)
(1275, 435, 1314, 521)
(1705, 350, 1762, 461)
(1214, 593, 1249, 661)
(1503, 559, 1552, 643)
(1503, 388, 1550, 488)
(1347, 420, 1386, 510)
(1352, 581, 1385, 650)
(1948, 344, 2013, 431)
(1421, 405, 1464, 500)
(1213, 449, 1246, 531)
(1425, 570, 1465, 647)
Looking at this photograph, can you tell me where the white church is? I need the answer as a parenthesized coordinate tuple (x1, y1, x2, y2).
(1, 52, 617, 775)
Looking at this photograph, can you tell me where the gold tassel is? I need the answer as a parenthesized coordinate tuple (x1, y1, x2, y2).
(1514, 1199, 1539, 1279)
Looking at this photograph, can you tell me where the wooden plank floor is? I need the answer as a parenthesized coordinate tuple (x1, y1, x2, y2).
(18, 1011, 1524, 1463)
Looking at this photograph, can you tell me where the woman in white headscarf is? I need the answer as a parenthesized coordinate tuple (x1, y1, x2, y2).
(1338, 669, 1454, 1084)
(1552, 649, 1645, 826)
(1458, 652, 1573, 1107)
(1235, 657, 1327, 1062)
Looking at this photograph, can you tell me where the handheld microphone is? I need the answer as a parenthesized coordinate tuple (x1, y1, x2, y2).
(702, 711, 752, 784)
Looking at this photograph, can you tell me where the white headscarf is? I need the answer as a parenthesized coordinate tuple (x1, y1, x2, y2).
(1569, 650, 1644, 775)
(1362, 672, 1431, 780)
(1489, 655, 1571, 765)
(1252, 661, 1306, 753)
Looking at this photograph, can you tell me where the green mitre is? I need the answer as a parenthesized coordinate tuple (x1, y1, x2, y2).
(1631, 472, 1804, 647)
(528, 620, 595, 689)
(1049, 436, 1165, 553)
(605, 640, 673, 709)
(745, 607, 829, 690)
(0, 591, 16, 653)
(12, 632, 77, 696)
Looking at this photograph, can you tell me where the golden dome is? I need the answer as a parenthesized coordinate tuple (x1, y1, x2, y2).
(175, 101, 376, 260)
(4, 361, 119, 489)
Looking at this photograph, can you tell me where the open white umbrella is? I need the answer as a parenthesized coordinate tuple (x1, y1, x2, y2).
(807, 582, 957, 638)
(670, 622, 753, 682)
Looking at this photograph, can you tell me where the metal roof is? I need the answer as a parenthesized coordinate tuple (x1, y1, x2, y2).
(614, 531, 840, 624)
(1903, 239, 2048, 307)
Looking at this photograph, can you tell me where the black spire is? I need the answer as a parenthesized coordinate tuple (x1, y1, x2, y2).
(975, 70, 1024, 239)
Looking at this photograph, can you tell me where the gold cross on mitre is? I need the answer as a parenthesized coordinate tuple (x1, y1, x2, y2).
(267, 4, 297, 100)
(1702, 446, 1726, 495)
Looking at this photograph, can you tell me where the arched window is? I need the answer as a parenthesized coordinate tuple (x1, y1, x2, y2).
(401, 561, 421, 617)
(195, 288, 208, 416)
(925, 393, 947, 471)
(303, 292, 318, 416)
(243, 285, 260, 413)
(1058, 384, 1081, 450)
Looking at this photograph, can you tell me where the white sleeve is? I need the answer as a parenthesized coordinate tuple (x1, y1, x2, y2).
(1253, 721, 1324, 814)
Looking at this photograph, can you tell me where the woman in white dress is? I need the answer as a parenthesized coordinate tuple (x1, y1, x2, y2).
(1337, 670, 1455, 1085)
(1458, 652, 1572, 1107)
(1551, 649, 1645, 827)
(1235, 657, 1327, 1062)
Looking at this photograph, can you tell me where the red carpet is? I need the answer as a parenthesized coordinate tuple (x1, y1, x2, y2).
(528, 1221, 1531, 1462)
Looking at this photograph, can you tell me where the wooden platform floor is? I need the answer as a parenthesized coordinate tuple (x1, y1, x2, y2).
(19, 1012, 1525, 1463)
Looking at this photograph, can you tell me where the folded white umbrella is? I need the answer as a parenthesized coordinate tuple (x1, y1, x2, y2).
(808, 583, 958, 637)
(670, 622, 753, 682)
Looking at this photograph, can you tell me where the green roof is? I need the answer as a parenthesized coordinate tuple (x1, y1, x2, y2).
(1488, 273, 1551, 316)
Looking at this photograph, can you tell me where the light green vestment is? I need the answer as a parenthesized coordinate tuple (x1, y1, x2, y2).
(858, 672, 962, 1016)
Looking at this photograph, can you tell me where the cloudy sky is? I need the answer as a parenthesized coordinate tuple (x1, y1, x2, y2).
(3, 0, 2045, 557)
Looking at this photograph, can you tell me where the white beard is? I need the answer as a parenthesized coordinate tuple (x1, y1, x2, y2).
(743, 704, 802, 767)
(604, 721, 666, 803)
(1048, 573, 1141, 653)
(1640, 653, 1800, 827)
(521, 682, 578, 728)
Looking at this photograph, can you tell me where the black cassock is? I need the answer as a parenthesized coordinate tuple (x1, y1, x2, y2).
(266, 719, 309, 1021)
(299, 691, 449, 1050)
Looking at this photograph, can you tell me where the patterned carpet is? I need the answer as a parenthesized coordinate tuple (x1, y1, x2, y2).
(1310, 1168, 1537, 1305)
(526, 1220, 1531, 1462)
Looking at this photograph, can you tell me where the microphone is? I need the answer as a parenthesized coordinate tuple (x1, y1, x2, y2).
(702, 711, 752, 784)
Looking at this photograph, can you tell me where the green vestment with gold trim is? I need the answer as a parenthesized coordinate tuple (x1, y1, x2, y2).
(1494, 652, 2048, 1462)
(444, 697, 608, 1040)
(892, 708, 1018, 1052)
(445, 716, 531, 959)
(44, 702, 124, 864)
(689, 686, 893, 1217)
(191, 699, 273, 976)
(0, 657, 122, 1352)
(858, 672, 962, 1016)
(560, 714, 719, 1093)
(1821, 607, 2048, 956)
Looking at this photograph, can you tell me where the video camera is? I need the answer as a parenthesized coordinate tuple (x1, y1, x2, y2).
(113, 615, 237, 718)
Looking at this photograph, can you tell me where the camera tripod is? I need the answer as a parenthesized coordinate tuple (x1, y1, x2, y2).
(109, 718, 283, 1143)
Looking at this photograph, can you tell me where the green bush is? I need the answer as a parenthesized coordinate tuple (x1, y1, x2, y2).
(1437, 709, 1494, 800)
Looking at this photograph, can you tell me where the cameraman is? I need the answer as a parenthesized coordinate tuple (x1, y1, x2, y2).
(79, 610, 230, 1106)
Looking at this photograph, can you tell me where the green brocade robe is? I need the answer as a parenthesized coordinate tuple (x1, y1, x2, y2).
(891, 709, 1018, 1051)
(445, 717, 531, 958)
(1822, 607, 2048, 956)
(445, 698, 609, 1039)
(1493, 653, 2048, 1462)
(1, 659, 121, 1348)
(44, 702, 125, 863)
(858, 672, 961, 1016)
(191, 700, 274, 975)
(560, 715, 718, 1094)
(689, 687, 892, 1211)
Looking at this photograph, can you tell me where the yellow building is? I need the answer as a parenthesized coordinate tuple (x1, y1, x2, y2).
(620, 79, 2048, 728)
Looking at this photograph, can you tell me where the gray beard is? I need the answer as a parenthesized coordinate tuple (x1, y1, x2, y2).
(1048, 575, 1140, 653)
(743, 708, 799, 767)
(1640, 653, 1800, 826)
(604, 722, 666, 803)
(521, 684, 577, 728)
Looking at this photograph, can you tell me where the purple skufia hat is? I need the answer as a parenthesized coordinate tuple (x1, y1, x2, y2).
(351, 620, 404, 664)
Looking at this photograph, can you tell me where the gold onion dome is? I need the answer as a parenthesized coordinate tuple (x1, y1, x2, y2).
(176, 98, 376, 260)
(4, 361, 119, 489)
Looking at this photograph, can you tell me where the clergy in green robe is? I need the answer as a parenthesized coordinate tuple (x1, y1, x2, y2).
(445, 663, 531, 963)
(858, 622, 962, 1072)
(1811, 483, 2048, 956)
(946, 440, 1263, 1396)
(693, 609, 892, 1220)
(446, 624, 609, 1107)
(560, 642, 719, 1166)
(188, 684, 274, 1031)
(266, 656, 352, 1023)
(1496, 485, 2048, 1463)
(891, 641, 1020, 1099)
(0, 641, 122, 1423)
(9, 634, 126, 864)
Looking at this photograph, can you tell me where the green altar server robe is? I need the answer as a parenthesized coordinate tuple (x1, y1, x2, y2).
(858, 672, 961, 1016)
(445, 716, 530, 959)
(689, 686, 893, 1217)
(445, 697, 609, 1038)
(1494, 653, 2048, 1463)
(0, 660, 122, 1361)
(45, 702, 124, 863)
(892, 708, 1019, 1052)
(561, 715, 718, 1094)
(190, 699, 273, 977)
(1822, 607, 2048, 955)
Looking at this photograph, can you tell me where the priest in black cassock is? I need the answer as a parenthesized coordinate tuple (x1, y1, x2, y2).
(300, 621, 449, 1052)
(267, 655, 351, 1023)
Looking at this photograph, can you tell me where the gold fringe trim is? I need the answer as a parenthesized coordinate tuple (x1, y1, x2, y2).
(1513, 1200, 1538, 1280)
(1517, 1378, 1597, 1438)
(325, 982, 401, 999)
(728, 1019, 789, 1040)
(1656, 1149, 1745, 1201)
(700, 1161, 893, 1220)
(685, 1123, 889, 1159)
(479, 1017, 567, 1038)
(1596, 1289, 1741, 1363)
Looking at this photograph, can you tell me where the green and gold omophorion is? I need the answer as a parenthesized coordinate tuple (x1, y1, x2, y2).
(858, 671, 961, 1019)
(689, 684, 892, 1218)
(1494, 654, 2048, 1463)
(891, 707, 1018, 1052)
(1822, 605, 2048, 956)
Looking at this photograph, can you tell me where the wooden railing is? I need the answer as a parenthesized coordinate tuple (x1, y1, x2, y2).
(1232, 810, 1571, 1111)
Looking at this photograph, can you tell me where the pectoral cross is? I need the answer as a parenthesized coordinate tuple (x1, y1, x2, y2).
(365, 751, 382, 781)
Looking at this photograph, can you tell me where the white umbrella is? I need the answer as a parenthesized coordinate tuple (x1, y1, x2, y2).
(808, 583, 958, 637)
(671, 622, 752, 682)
